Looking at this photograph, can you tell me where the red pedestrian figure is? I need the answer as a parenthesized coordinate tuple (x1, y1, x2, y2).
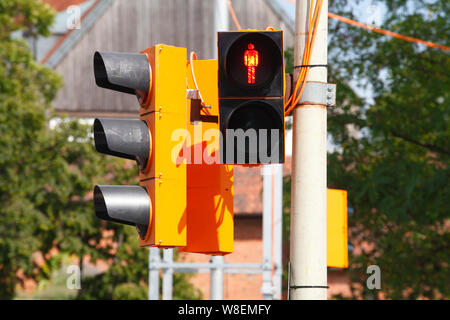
(244, 43, 259, 84)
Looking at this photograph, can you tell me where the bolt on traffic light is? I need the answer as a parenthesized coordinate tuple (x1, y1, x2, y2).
(92, 45, 187, 247)
(217, 30, 285, 164)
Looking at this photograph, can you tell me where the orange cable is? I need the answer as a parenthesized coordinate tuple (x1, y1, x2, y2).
(285, 0, 323, 116)
(283, 0, 450, 51)
(290, 0, 319, 103)
(189, 51, 211, 115)
(327, 12, 450, 51)
(227, 0, 242, 30)
(289, 0, 323, 110)
(225, 0, 449, 117)
(285, 0, 318, 113)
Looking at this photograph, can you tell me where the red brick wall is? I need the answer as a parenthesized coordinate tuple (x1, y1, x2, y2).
(179, 216, 264, 299)
(179, 159, 352, 300)
(180, 215, 352, 300)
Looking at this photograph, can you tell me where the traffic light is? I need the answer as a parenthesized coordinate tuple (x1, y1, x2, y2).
(217, 30, 285, 164)
(92, 45, 188, 247)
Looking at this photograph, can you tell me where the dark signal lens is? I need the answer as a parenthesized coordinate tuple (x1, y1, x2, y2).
(226, 101, 282, 163)
(225, 33, 282, 90)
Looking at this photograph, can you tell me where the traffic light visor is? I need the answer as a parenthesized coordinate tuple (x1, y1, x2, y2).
(93, 118, 151, 170)
(94, 185, 151, 238)
(93, 51, 150, 95)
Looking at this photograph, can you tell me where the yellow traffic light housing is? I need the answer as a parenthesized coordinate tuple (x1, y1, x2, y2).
(93, 45, 188, 248)
(93, 45, 234, 254)
(327, 189, 348, 268)
(138, 44, 188, 247)
(181, 58, 234, 255)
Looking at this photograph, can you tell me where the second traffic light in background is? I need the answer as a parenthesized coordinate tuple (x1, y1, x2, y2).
(217, 30, 285, 165)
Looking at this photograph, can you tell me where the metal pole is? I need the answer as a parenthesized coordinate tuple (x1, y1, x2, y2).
(162, 248, 174, 300)
(208, 1, 228, 300)
(290, 0, 328, 300)
(262, 165, 273, 299)
(148, 247, 160, 300)
(273, 164, 283, 299)
(210, 255, 224, 299)
(213, 0, 229, 57)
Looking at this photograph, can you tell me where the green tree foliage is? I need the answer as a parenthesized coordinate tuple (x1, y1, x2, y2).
(284, 0, 448, 299)
(0, 0, 61, 298)
(0, 0, 200, 300)
(328, 0, 449, 299)
(77, 228, 202, 300)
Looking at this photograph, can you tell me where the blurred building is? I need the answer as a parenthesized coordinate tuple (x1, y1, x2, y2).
(30, 0, 293, 117)
(25, 0, 350, 299)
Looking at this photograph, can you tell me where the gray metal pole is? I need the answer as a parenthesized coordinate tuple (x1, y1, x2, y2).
(148, 247, 160, 300)
(162, 249, 174, 300)
(273, 164, 283, 299)
(261, 165, 273, 300)
(210, 255, 224, 299)
(209, 0, 228, 301)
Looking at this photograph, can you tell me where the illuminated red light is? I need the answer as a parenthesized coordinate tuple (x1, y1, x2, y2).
(244, 43, 259, 84)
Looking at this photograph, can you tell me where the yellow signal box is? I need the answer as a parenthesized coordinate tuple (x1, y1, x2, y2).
(180, 59, 234, 255)
(327, 189, 348, 268)
(138, 44, 188, 247)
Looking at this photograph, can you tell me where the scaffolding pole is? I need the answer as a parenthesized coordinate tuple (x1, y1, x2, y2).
(162, 248, 174, 300)
(273, 164, 283, 299)
(148, 247, 160, 300)
(210, 255, 224, 300)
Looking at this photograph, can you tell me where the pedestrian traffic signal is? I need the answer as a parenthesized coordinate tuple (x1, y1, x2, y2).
(217, 30, 285, 164)
(93, 45, 188, 247)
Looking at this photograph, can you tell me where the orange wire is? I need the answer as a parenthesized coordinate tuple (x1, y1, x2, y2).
(225, 0, 449, 117)
(189, 51, 211, 116)
(285, 0, 323, 116)
(328, 12, 450, 51)
(283, 0, 450, 51)
(285, 0, 318, 113)
(224, 0, 322, 116)
(289, 0, 323, 109)
(227, 0, 241, 30)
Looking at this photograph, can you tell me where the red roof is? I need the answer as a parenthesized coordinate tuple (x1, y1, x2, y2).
(42, 0, 90, 12)
(40, 0, 100, 65)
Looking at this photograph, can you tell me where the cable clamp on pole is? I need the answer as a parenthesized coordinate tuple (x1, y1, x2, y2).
(296, 81, 336, 108)
(289, 285, 330, 289)
(293, 64, 328, 69)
